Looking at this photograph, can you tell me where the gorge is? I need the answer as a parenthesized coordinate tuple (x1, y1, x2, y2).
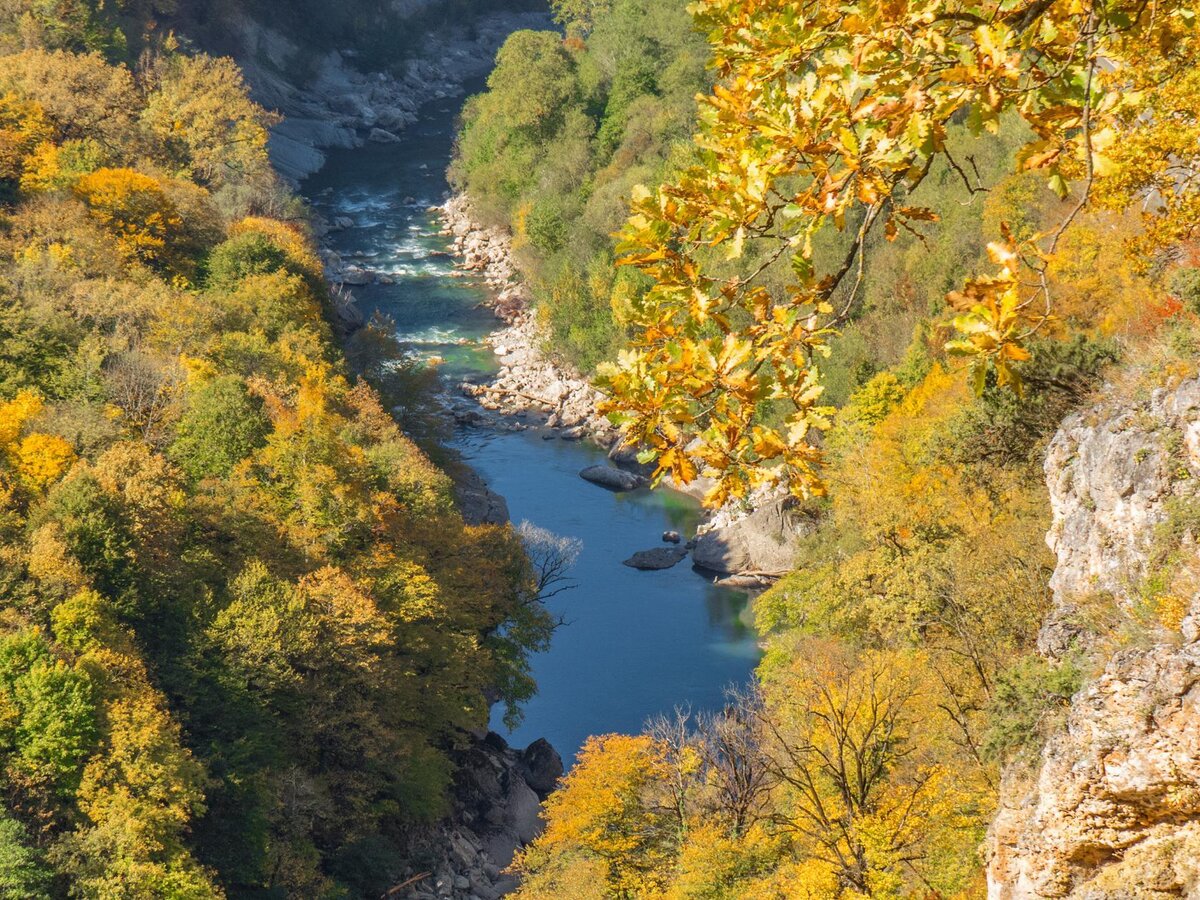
(1, 0, 1199, 898)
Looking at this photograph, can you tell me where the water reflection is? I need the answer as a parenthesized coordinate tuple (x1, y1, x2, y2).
(303, 99, 762, 764)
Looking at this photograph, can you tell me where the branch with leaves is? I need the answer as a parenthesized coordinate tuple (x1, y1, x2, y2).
(599, 0, 1198, 503)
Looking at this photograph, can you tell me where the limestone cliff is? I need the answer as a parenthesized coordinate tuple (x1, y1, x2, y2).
(988, 376, 1200, 898)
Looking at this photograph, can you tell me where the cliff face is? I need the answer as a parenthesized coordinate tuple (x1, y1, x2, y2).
(989, 377, 1200, 898)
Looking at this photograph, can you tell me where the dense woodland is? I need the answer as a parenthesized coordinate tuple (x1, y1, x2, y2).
(1, 0, 1199, 897)
(450, 0, 1200, 897)
(0, 2, 556, 897)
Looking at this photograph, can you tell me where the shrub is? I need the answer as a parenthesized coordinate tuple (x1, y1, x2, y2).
(983, 654, 1083, 762)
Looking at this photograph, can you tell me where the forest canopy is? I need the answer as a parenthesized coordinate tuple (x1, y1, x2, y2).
(0, 8, 554, 898)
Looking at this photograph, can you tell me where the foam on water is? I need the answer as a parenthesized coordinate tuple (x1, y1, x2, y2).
(394, 325, 470, 346)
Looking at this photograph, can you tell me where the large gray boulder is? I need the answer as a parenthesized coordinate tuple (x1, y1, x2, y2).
(580, 465, 646, 492)
(623, 547, 688, 570)
(692, 496, 814, 575)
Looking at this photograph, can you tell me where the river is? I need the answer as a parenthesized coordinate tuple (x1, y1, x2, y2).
(302, 94, 760, 762)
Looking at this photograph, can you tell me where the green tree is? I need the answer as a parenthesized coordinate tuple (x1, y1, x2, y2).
(0, 807, 51, 899)
(169, 376, 269, 480)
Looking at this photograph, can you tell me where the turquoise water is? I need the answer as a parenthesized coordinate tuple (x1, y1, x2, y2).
(303, 97, 760, 762)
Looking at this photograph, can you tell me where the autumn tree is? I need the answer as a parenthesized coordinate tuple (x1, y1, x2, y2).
(514, 734, 675, 898)
(0, 91, 52, 197)
(601, 0, 1200, 503)
(170, 375, 269, 480)
(74, 167, 184, 267)
(141, 52, 276, 192)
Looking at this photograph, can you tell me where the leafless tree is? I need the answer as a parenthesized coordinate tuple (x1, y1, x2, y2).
(646, 705, 700, 838)
(697, 686, 774, 837)
(516, 520, 582, 603)
(103, 349, 183, 445)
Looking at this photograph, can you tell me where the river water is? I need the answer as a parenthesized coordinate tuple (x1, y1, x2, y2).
(303, 96, 760, 762)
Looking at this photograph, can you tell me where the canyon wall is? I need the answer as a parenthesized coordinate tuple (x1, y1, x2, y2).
(989, 377, 1200, 898)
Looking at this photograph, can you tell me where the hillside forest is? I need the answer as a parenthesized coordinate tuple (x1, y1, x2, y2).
(0, 0, 1199, 897)
(449, 0, 1200, 897)
(0, 2, 557, 897)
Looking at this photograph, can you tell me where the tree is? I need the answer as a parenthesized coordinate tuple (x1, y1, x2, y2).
(514, 733, 675, 898)
(0, 50, 138, 151)
(169, 375, 269, 480)
(601, 0, 1199, 503)
(73, 167, 184, 267)
(551, 0, 613, 36)
(0, 806, 51, 899)
(755, 640, 985, 897)
(141, 52, 276, 191)
(0, 91, 52, 197)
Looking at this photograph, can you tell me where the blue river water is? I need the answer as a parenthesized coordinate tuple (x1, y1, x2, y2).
(302, 96, 760, 762)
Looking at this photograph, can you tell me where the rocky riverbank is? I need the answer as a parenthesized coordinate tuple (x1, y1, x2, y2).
(440, 195, 622, 446)
(230, 11, 552, 183)
(394, 733, 563, 900)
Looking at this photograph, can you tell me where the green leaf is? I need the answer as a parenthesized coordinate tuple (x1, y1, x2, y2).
(1048, 173, 1069, 199)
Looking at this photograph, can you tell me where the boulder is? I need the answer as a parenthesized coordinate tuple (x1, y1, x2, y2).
(692, 496, 814, 575)
(368, 127, 401, 143)
(580, 465, 645, 492)
(520, 739, 563, 797)
(662, 531, 681, 544)
(505, 778, 543, 845)
(338, 266, 373, 285)
(623, 547, 688, 570)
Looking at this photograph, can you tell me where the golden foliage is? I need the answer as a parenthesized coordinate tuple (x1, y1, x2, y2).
(11, 432, 75, 489)
(73, 167, 184, 266)
(0, 90, 52, 185)
(602, 0, 1199, 499)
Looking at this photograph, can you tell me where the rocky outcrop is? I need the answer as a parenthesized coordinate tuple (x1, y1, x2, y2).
(231, 13, 551, 182)
(396, 732, 563, 899)
(1036, 377, 1200, 656)
(988, 376, 1200, 898)
(692, 493, 816, 576)
(453, 465, 511, 527)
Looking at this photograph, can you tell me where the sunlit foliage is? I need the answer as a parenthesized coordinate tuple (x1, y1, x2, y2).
(600, 0, 1199, 503)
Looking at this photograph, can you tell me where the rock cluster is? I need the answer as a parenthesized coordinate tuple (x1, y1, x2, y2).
(231, 12, 553, 183)
(988, 376, 1200, 898)
(396, 733, 564, 900)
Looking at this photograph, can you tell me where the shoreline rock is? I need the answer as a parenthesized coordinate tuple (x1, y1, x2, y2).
(395, 732, 564, 900)
(232, 12, 553, 183)
(624, 547, 689, 570)
(579, 465, 646, 493)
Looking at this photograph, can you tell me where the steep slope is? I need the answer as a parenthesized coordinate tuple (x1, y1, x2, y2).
(990, 377, 1200, 897)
